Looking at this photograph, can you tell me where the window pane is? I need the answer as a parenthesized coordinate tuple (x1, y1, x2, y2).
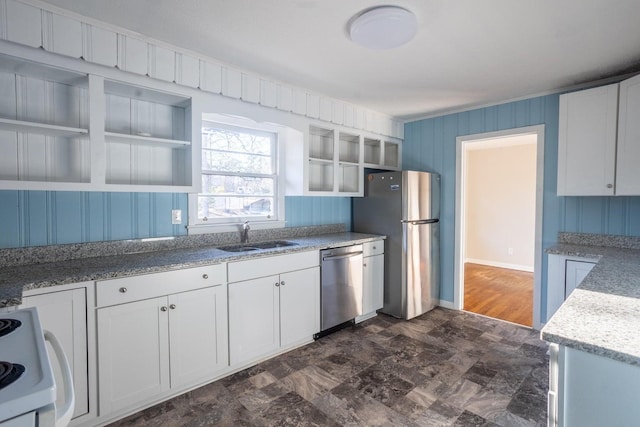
(202, 175, 274, 196)
(202, 149, 273, 174)
(202, 127, 272, 155)
(198, 195, 274, 219)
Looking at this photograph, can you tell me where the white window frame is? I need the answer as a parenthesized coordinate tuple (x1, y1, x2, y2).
(188, 114, 285, 234)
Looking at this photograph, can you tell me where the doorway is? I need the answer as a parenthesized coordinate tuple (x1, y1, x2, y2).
(453, 126, 545, 329)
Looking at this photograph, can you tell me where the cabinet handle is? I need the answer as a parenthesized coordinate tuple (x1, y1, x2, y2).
(202, 274, 209, 279)
(119, 287, 127, 293)
(160, 306, 168, 312)
(169, 304, 176, 310)
(275, 282, 280, 287)
(280, 281, 285, 286)
(607, 184, 613, 189)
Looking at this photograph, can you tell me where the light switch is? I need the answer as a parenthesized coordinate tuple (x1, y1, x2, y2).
(171, 209, 182, 225)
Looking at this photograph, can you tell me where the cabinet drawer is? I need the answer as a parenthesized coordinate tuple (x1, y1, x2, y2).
(228, 250, 319, 283)
(363, 240, 384, 257)
(96, 263, 226, 307)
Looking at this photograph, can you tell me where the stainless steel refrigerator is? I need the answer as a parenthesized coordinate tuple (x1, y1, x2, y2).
(353, 171, 440, 320)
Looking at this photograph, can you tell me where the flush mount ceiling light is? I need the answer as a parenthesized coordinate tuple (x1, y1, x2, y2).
(348, 6, 418, 49)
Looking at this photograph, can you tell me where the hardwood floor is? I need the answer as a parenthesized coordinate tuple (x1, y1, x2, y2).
(464, 263, 533, 327)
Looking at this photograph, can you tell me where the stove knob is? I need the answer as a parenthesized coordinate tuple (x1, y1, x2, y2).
(160, 306, 168, 312)
(119, 287, 127, 293)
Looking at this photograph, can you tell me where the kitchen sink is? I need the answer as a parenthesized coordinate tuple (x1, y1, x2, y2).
(218, 240, 298, 252)
(252, 240, 298, 249)
(218, 245, 260, 252)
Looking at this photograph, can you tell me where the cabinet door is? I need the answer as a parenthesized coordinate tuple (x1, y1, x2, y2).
(280, 267, 320, 348)
(97, 297, 170, 415)
(22, 288, 88, 419)
(557, 84, 618, 195)
(615, 74, 640, 195)
(168, 286, 228, 389)
(565, 260, 596, 297)
(228, 275, 280, 366)
(367, 254, 385, 313)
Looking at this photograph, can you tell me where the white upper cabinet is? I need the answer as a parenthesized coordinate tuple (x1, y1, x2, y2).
(557, 83, 618, 196)
(557, 74, 640, 196)
(615, 74, 640, 195)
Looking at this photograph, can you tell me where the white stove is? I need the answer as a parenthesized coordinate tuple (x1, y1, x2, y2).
(0, 308, 74, 427)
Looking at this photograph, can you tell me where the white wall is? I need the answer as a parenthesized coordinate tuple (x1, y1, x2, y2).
(464, 137, 536, 271)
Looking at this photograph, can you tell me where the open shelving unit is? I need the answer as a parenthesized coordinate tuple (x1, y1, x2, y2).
(0, 54, 91, 187)
(0, 52, 196, 192)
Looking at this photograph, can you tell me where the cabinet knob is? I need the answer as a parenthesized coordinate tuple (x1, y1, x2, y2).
(169, 304, 176, 310)
(202, 274, 209, 279)
(607, 183, 613, 189)
(280, 281, 285, 286)
(364, 263, 367, 267)
(275, 282, 280, 287)
(119, 287, 127, 293)
(160, 306, 168, 312)
(373, 246, 377, 250)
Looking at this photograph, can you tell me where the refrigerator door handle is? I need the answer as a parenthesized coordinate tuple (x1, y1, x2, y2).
(401, 219, 439, 225)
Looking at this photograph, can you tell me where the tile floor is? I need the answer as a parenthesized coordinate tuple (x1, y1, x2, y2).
(109, 308, 548, 426)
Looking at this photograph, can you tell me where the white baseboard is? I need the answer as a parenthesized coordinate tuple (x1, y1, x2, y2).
(465, 258, 534, 273)
(438, 300, 456, 310)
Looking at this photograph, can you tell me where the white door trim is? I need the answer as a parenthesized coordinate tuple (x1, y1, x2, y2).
(454, 125, 545, 329)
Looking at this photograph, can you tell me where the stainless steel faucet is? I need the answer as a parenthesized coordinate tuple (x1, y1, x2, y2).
(240, 221, 250, 244)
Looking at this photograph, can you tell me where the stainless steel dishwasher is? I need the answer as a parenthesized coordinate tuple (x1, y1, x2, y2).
(318, 244, 363, 336)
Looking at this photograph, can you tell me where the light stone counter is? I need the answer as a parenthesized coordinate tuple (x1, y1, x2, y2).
(542, 233, 640, 366)
(0, 225, 385, 308)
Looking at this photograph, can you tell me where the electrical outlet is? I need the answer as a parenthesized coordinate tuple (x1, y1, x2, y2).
(171, 209, 182, 225)
(508, 247, 514, 255)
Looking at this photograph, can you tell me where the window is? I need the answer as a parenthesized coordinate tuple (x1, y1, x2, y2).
(194, 120, 280, 227)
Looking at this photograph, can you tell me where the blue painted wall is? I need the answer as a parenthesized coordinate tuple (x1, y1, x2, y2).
(0, 191, 351, 248)
(285, 196, 351, 229)
(404, 94, 640, 320)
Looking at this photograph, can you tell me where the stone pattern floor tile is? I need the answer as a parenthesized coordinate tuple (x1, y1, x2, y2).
(108, 308, 548, 426)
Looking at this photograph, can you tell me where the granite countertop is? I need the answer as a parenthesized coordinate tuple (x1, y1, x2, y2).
(0, 231, 384, 308)
(542, 234, 640, 366)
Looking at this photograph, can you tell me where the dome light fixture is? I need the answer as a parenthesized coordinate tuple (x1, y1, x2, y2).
(348, 6, 418, 50)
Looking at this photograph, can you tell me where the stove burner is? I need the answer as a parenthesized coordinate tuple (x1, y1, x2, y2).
(0, 319, 21, 338)
(0, 361, 25, 390)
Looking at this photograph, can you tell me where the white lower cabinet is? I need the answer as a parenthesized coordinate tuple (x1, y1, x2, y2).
(22, 283, 91, 422)
(357, 240, 385, 322)
(548, 344, 640, 426)
(228, 251, 320, 367)
(96, 264, 228, 416)
(546, 254, 597, 322)
(362, 254, 384, 315)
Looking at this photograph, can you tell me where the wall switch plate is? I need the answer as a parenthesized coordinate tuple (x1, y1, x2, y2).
(171, 209, 182, 225)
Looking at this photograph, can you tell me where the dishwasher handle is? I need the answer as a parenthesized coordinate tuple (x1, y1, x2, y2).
(322, 251, 363, 261)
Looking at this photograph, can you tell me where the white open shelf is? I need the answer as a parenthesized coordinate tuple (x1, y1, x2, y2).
(0, 118, 88, 137)
(105, 132, 190, 148)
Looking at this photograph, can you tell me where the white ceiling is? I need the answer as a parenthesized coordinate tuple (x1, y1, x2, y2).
(39, 0, 640, 121)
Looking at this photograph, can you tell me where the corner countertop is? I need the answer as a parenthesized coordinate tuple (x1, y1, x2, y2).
(0, 232, 384, 308)
(542, 240, 640, 366)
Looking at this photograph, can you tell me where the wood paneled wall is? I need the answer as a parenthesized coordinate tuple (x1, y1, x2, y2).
(404, 94, 640, 320)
